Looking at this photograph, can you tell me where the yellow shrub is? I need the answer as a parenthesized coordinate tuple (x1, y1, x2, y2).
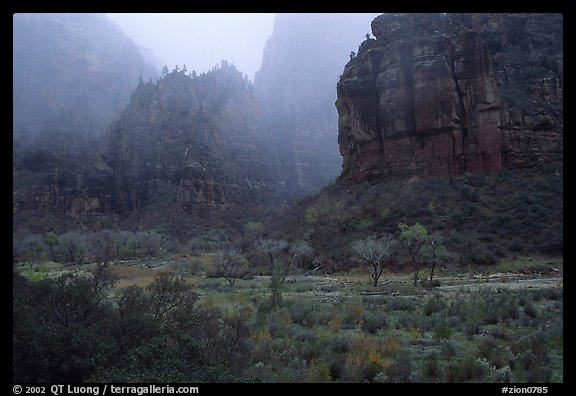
(383, 336, 402, 356)
(346, 335, 393, 381)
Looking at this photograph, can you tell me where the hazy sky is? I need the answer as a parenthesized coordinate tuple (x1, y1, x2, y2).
(107, 13, 276, 81)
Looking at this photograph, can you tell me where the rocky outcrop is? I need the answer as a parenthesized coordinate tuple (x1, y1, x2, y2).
(337, 13, 563, 183)
(98, 64, 283, 215)
(255, 13, 377, 196)
(13, 13, 158, 215)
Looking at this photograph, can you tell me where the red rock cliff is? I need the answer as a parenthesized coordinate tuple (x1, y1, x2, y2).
(337, 13, 563, 183)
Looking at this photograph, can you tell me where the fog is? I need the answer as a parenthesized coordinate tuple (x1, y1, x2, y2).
(107, 13, 275, 81)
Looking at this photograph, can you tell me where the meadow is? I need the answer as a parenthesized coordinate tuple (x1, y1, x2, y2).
(15, 254, 563, 383)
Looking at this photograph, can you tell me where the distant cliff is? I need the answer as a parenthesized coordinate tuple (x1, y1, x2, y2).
(336, 13, 563, 183)
(254, 13, 377, 196)
(13, 13, 158, 214)
(96, 64, 283, 216)
(13, 13, 158, 145)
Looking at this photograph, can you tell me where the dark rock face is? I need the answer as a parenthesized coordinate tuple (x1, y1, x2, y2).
(13, 13, 158, 145)
(99, 65, 283, 215)
(254, 13, 377, 196)
(336, 13, 563, 183)
(13, 13, 158, 216)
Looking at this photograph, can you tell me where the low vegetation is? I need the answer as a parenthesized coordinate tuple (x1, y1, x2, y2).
(12, 170, 562, 383)
(13, 252, 563, 383)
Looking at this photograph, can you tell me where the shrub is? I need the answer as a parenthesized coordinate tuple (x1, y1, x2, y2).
(490, 327, 512, 341)
(441, 341, 458, 360)
(423, 296, 446, 316)
(372, 371, 388, 383)
(537, 287, 562, 301)
(327, 334, 351, 354)
(422, 352, 442, 380)
(299, 340, 322, 362)
(503, 302, 520, 321)
(491, 366, 513, 383)
(362, 311, 388, 334)
(307, 359, 332, 382)
(385, 352, 413, 383)
(293, 327, 318, 343)
(345, 336, 392, 382)
(433, 321, 453, 340)
(478, 337, 509, 369)
(523, 302, 539, 319)
(382, 336, 402, 356)
(483, 308, 500, 325)
(327, 354, 348, 381)
(385, 298, 416, 312)
(515, 351, 539, 371)
(289, 302, 316, 328)
(448, 356, 489, 382)
(267, 310, 293, 338)
(341, 304, 365, 329)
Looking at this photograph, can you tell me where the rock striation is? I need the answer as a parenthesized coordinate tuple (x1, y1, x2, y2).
(336, 13, 563, 183)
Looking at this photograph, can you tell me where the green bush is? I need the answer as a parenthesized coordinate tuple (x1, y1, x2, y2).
(289, 302, 316, 328)
(422, 352, 442, 380)
(385, 298, 416, 312)
(446, 356, 489, 382)
(423, 296, 446, 316)
(441, 340, 458, 360)
(326, 354, 348, 381)
(478, 337, 509, 369)
(491, 366, 513, 383)
(524, 302, 539, 319)
(362, 311, 388, 334)
(385, 352, 413, 383)
(433, 321, 453, 340)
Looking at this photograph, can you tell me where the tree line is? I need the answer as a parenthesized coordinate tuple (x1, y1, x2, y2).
(13, 269, 251, 382)
(13, 229, 165, 266)
(14, 221, 448, 292)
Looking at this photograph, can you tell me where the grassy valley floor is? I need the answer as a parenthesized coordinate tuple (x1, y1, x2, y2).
(15, 255, 563, 383)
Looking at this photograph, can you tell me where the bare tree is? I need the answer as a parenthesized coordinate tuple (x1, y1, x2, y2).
(286, 240, 312, 282)
(13, 234, 46, 267)
(215, 248, 245, 285)
(425, 232, 448, 285)
(89, 230, 116, 265)
(59, 232, 86, 265)
(256, 239, 288, 269)
(135, 231, 163, 256)
(88, 230, 118, 292)
(115, 230, 135, 259)
(352, 235, 396, 287)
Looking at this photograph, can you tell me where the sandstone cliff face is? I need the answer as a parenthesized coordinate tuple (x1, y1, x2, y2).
(254, 13, 377, 196)
(13, 13, 158, 216)
(99, 64, 282, 215)
(337, 13, 562, 183)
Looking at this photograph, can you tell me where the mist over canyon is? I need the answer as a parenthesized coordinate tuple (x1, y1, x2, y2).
(12, 12, 562, 248)
(12, 12, 564, 385)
